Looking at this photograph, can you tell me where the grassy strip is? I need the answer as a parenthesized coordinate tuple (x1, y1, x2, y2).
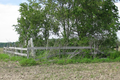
(0, 54, 37, 66)
(1, 51, 120, 66)
(49, 57, 120, 65)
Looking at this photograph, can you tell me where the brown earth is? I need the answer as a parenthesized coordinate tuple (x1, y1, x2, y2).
(1, 48, 120, 80)
(0, 61, 120, 80)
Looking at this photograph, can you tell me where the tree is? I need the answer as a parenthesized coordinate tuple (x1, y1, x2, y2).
(14, 0, 119, 50)
(13, 0, 43, 46)
(14, 0, 60, 46)
(55, 0, 74, 45)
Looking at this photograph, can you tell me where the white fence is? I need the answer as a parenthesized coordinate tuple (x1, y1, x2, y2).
(3, 38, 95, 59)
(4, 47, 28, 57)
(3, 46, 93, 59)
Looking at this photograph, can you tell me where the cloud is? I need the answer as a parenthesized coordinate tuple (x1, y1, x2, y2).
(115, 3, 120, 39)
(0, 4, 20, 42)
(0, 2, 119, 43)
(115, 3, 120, 16)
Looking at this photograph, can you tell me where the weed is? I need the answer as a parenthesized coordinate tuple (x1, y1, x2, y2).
(0, 54, 10, 61)
(116, 66, 119, 69)
(15, 70, 19, 72)
(19, 58, 37, 66)
(108, 51, 120, 59)
(0, 54, 38, 66)
(80, 76, 83, 79)
(90, 75, 94, 78)
(1, 50, 120, 66)
(114, 57, 120, 62)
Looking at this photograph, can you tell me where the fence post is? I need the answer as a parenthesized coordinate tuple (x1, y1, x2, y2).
(3, 47, 6, 54)
(20, 48, 23, 54)
(15, 47, 17, 56)
(28, 38, 35, 58)
(27, 47, 30, 59)
(31, 38, 35, 58)
(5, 47, 8, 54)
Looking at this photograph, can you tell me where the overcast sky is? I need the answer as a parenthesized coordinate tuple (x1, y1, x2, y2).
(0, 0, 120, 42)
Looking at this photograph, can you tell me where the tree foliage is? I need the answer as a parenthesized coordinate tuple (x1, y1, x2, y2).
(13, 0, 120, 50)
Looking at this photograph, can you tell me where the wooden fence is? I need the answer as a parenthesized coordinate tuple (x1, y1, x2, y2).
(3, 46, 92, 59)
(3, 38, 95, 59)
(3, 47, 28, 57)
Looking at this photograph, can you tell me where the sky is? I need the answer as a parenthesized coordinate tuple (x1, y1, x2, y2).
(0, 0, 27, 43)
(0, 0, 120, 43)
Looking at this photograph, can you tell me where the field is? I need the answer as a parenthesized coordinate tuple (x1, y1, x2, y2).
(1, 48, 120, 80)
(0, 61, 120, 80)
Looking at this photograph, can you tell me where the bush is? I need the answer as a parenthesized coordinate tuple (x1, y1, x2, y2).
(108, 51, 120, 59)
(10, 56, 25, 61)
(19, 58, 37, 66)
(0, 54, 38, 66)
(114, 57, 120, 62)
(56, 59, 66, 65)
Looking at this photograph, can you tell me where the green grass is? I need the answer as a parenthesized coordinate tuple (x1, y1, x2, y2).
(0, 54, 10, 61)
(1, 50, 120, 66)
(0, 54, 37, 66)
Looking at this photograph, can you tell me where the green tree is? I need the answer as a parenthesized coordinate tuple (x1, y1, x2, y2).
(13, 0, 119, 50)
(13, 0, 43, 46)
(14, 0, 60, 47)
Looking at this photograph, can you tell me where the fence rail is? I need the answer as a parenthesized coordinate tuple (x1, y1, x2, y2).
(6, 47, 27, 50)
(3, 46, 92, 58)
(28, 46, 91, 50)
(3, 47, 28, 57)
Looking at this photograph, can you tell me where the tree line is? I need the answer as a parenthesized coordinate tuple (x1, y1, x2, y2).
(0, 42, 15, 47)
(13, 0, 120, 50)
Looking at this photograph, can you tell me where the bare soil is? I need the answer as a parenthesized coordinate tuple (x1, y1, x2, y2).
(0, 61, 120, 80)
(1, 48, 120, 80)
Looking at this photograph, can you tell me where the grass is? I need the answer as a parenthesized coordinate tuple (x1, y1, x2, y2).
(1, 49, 120, 80)
(36, 50, 120, 65)
(1, 49, 120, 66)
(0, 53, 38, 66)
(0, 48, 3, 53)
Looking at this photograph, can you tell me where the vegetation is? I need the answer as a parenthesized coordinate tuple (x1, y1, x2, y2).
(6, 0, 120, 66)
(13, 0, 119, 49)
(0, 48, 3, 53)
(0, 54, 37, 66)
(0, 42, 16, 47)
(0, 50, 120, 66)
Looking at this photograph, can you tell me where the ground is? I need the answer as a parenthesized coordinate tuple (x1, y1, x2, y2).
(1, 48, 120, 80)
(0, 48, 3, 53)
(0, 61, 120, 80)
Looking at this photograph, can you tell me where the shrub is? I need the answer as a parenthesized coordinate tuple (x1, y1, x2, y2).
(114, 57, 120, 62)
(57, 59, 66, 65)
(19, 58, 37, 66)
(108, 51, 120, 59)
(10, 56, 25, 61)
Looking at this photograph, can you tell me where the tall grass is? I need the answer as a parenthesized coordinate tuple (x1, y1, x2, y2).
(0, 54, 37, 66)
(1, 50, 120, 66)
(36, 50, 120, 65)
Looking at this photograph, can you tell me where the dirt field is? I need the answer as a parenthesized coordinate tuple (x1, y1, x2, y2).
(0, 61, 120, 80)
(1, 47, 120, 80)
